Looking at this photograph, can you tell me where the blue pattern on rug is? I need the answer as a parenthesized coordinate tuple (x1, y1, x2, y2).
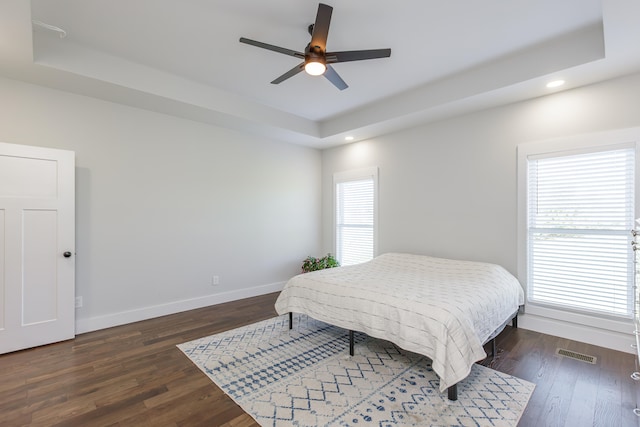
(178, 315, 534, 427)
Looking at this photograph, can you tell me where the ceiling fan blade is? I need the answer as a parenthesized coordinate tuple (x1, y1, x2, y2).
(271, 63, 306, 84)
(327, 49, 391, 63)
(239, 37, 304, 59)
(324, 65, 348, 90)
(310, 3, 333, 51)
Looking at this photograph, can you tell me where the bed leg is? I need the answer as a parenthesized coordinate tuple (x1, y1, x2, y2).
(512, 315, 518, 329)
(349, 330, 354, 356)
(288, 312, 293, 330)
(491, 337, 496, 358)
(448, 384, 458, 401)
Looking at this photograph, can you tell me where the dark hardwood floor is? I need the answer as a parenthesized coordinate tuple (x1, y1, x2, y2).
(0, 292, 637, 426)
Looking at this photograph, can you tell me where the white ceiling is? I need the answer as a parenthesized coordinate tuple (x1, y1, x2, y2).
(1, 0, 640, 148)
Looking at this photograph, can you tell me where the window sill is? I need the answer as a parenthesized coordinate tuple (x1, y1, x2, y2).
(525, 303, 632, 334)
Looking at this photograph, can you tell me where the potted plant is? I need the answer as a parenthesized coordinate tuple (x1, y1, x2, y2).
(301, 253, 340, 273)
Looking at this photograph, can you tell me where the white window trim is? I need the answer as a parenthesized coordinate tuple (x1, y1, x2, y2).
(333, 167, 379, 263)
(517, 128, 640, 333)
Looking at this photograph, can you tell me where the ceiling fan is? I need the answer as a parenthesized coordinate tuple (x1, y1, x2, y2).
(239, 3, 391, 90)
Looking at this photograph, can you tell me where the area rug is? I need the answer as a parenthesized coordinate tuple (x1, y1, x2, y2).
(178, 314, 534, 427)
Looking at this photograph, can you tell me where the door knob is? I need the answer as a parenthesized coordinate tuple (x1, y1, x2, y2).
(63, 251, 72, 258)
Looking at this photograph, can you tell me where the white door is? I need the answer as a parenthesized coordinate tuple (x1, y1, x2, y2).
(0, 142, 75, 354)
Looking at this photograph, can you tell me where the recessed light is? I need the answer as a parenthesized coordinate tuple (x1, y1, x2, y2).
(345, 136, 354, 141)
(546, 80, 565, 88)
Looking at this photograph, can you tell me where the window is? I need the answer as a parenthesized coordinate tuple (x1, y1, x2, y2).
(522, 143, 635, 319)
(334, 168, 378, 266)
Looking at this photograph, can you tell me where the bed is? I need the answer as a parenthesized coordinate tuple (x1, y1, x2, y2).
(274, 252, 524, 400)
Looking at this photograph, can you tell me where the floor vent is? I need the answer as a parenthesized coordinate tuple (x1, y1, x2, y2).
(555, 348, 597, 364)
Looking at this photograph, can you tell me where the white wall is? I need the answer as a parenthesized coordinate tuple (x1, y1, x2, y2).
(0, 76, 322, 333)
(321, 71, 640, 353)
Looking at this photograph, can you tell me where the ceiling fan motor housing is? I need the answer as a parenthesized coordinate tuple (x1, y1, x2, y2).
(306, 45, 326, 64)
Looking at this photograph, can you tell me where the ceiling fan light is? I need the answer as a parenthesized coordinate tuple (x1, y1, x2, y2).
(305, 60, 326, 76)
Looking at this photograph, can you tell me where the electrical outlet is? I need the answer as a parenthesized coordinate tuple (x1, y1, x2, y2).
(75, 296, 83, 308)
(212, 275, 220, 286)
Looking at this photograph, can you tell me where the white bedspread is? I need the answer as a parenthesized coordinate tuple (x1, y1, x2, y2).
(274, 252, 524, 392)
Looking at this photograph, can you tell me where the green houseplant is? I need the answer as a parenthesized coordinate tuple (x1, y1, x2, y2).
(301, 253, 340, 273)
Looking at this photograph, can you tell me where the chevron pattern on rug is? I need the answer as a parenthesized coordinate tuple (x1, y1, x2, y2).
(178, 314, 534, 427)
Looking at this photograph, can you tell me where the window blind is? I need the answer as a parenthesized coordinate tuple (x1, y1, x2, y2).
(336, 178, 374, 266)
(527, 147, 635, 318)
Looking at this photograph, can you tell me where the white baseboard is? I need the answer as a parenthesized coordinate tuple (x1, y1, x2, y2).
(518, 312, 635, 355)
(77, 284, 636, 356)
(75, 281, 286, 334)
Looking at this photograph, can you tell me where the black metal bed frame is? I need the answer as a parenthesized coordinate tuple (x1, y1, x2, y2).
(287, 310, 519, 401)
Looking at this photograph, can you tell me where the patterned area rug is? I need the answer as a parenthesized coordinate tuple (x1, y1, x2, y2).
(178, 315, 534, 427)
